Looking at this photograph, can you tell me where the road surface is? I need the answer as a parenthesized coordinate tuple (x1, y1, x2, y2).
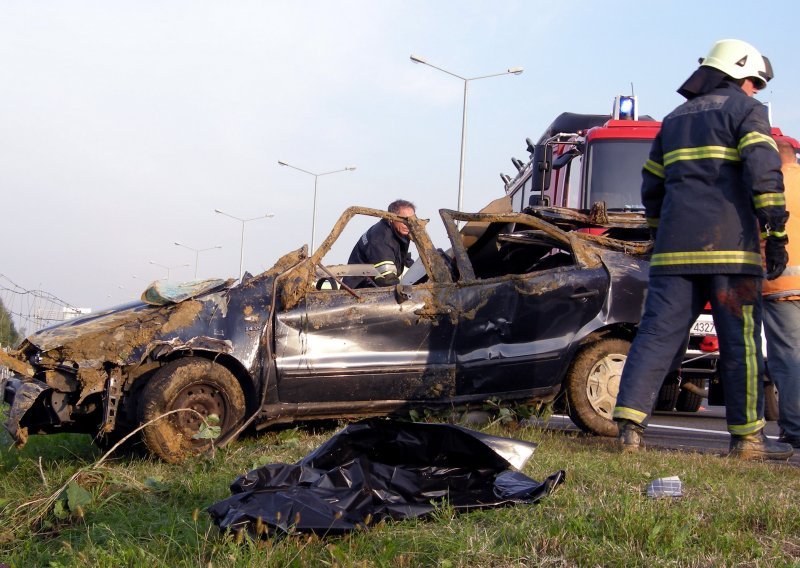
(539, 404, 800, 466)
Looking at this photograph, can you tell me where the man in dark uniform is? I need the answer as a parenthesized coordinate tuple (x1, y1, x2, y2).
(343, 199, 416, 289)
(612, 39, 793, 460)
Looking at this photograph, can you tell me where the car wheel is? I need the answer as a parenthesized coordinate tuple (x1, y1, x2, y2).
(565, 338, 629, 437)
(764, 380, 780, 422)
(140, 358, 245, 463)
(676, 377, 704, 412)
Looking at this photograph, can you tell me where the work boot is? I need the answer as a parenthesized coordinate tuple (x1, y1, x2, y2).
(778, 432, 800, 448)
(616, 419, 645, 452)
(728, 429, 794, 460)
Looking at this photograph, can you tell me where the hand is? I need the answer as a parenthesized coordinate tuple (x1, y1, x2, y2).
(375, 273, 400, 287)
(765, 236, 789, 280)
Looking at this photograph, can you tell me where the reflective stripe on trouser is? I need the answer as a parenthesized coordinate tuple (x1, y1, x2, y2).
(613, 274, 765, 435)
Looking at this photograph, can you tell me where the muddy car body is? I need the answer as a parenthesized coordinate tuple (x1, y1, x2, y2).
(2, 206, 650, 461)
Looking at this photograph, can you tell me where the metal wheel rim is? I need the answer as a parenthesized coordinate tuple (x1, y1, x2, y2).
(585, 353, 626, 419)
(171, 381, 229, 436)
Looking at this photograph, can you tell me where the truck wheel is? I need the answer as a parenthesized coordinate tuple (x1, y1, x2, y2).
(140, 358, 245, 463)
(764, 380, 780, 422)
(655, 382, 680, 411)
(565, 338, 629, 437)
(676, 377, 704, 412)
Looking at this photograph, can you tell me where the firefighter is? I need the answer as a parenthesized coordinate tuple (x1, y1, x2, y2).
(612, 39, 793, 459)
(763, 139, 800, 448)
(343, 199, 416, 289)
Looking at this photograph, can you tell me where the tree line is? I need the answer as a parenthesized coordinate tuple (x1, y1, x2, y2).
(0, 299, 21, 348)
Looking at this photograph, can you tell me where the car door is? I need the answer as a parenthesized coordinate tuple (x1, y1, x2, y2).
(273, 281, 456, 403)
(452, 266, 607, 396)
(445, 215, 608, 397)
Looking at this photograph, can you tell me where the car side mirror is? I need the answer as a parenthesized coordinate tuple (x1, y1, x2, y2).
(531, 144, 552, 194)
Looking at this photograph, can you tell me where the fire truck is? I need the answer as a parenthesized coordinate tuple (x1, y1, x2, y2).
(501, 96, 798, 418)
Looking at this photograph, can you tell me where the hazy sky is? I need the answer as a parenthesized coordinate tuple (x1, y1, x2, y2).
(2, 1, 799, 311)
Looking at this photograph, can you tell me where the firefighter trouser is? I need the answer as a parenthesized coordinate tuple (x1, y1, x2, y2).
(613, 274, 765, 436)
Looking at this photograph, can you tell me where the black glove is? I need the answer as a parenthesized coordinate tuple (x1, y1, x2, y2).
(375, 272, 400, 287)
(765, 236, 789, 280)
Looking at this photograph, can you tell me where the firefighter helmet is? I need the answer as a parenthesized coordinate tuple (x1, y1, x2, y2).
(700, 39, 773, 89)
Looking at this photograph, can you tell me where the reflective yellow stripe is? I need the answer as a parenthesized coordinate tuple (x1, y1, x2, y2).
(612, 407, 648, 423)
(646, 217, 659, 228)
(643, 159, 665, 178)
(728, 419, 765, 436)
(753, 193, 786, 208)
(650, 250, 763, 267)
(742, 304, 757, 424)
(738, 131, 778, 152)
(663, 146, 739, 166)
(373, 261, 397, 275)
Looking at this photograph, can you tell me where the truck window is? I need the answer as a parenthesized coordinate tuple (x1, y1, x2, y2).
(510, 184, 524, 212)
(584, 140, 651, 211)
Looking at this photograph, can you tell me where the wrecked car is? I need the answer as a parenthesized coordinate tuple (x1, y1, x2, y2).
(1, 206, 651, 462)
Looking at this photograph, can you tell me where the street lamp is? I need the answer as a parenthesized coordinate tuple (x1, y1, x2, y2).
(277, 160, 356, 252)
(148, 260, 190, 281)
(214, 210, 274, 279)
(410, 54, 523, 213)
(174, 242, 223, 279)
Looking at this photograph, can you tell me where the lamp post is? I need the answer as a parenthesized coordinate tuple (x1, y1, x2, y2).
(410, 54, 523, 213)
(148, 260, 190, 281)
(214, 210, 274, 279)
(277, 161, 356, 252)
(174, 242, 223, 279)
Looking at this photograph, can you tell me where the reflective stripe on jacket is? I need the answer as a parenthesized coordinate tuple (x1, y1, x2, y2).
(764, 162, 800, 298)
(642, 81, 785, 276)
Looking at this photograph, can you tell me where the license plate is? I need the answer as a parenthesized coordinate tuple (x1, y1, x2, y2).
(690, 318, 716, 336)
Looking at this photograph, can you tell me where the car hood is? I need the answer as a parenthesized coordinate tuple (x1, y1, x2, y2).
(15, 247, 309, 370)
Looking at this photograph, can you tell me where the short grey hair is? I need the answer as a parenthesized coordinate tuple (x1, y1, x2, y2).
(388, 199, 416, 214)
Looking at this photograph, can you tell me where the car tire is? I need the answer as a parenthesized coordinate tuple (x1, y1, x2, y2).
(565, 338, 629, 437)
(655, 381, 680, 411)
(676, 377, 704, 412)
(140, 358, 245, 463)
(764, 380, 780, 422)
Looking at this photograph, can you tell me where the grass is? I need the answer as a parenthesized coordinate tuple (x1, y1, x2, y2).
(1, 414, 799, 567)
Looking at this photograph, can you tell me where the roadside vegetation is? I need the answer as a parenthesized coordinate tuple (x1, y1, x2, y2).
(1, 411, 798, 567)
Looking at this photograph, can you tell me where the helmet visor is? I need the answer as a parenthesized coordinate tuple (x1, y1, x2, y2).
(754, 55, 773, 89)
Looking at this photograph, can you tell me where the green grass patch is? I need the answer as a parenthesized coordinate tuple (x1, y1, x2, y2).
(1, 418, 798, 567)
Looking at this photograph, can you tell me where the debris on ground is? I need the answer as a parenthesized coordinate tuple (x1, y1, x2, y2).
(207, 418, 565, 537)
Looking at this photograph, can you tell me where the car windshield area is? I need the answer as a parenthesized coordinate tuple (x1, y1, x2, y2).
(584, 139, 651, 211)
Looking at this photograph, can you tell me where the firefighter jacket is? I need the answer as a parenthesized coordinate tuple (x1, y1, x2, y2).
(763, 162, 800, 299)
(642, 81, 785, 276)
(344, 219, 412, 288)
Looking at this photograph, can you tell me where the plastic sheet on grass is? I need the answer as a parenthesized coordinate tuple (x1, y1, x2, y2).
(207, 418, 565, 537)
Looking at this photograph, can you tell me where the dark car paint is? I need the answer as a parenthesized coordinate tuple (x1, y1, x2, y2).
(1, 206, 651, 447)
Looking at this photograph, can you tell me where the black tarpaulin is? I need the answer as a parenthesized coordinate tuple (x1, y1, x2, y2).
(207, 419, 565, 537)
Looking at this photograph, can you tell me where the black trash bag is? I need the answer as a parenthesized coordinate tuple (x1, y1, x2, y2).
(207, 418, 565, 537)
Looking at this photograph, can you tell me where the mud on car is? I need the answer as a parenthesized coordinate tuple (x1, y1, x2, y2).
(2, 206, 653, 462)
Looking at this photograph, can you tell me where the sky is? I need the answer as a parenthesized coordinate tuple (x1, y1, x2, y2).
(2, 0, 800, 313)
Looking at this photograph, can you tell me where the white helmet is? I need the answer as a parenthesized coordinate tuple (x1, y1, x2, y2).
(700, 39, 773, 89)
